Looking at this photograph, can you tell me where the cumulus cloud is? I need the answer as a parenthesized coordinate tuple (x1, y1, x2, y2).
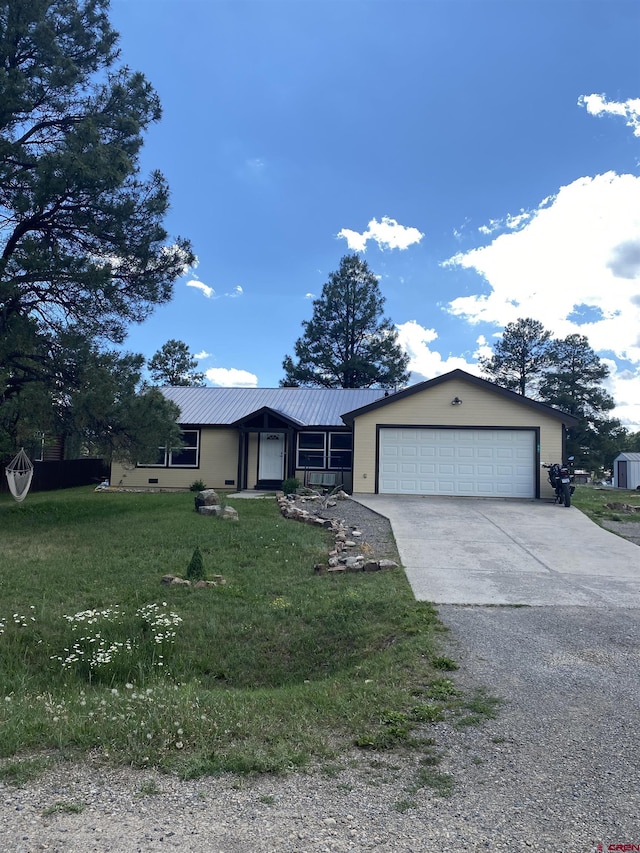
(186, 281, 244, 300)
(605, 361, 640, 430)
(607, 239, 640, 279)
(194, 350, 211, 360)
(337, 216, 424, 252)
(205, 367, 258, 388)
(478, 210, 534, 236)
(186, 279, 215, 298)
(579, 93, 640, 137)
(396, 321, 486, 380)
(444, 171, 640, 430)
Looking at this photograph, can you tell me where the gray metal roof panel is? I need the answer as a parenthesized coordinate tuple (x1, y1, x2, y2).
(160, 387, 386, 427)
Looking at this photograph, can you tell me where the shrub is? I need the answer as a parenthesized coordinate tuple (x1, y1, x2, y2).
(186, 546, 204, 581)
(189, 479, 207, 492)
(282, 477, 301, 495)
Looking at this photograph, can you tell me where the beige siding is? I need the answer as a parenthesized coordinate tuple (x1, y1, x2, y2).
(352, 379, 565, 498)
(110, 428, 239, 490)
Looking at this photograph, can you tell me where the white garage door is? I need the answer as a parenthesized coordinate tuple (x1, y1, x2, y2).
(378, 428, 536, 497)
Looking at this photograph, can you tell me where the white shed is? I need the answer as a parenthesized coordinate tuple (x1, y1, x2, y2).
(612, 452, 640, 489)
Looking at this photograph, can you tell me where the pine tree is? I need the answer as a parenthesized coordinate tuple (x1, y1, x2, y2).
(540, 334, 620, 471)
(480, 318, 552, 397)
(148, 340, 205, 386)
(0, 0, 193, 455)
(281, 255, 410, 389)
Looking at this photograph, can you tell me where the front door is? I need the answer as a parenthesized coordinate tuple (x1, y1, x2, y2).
(259, 433, 285, 482)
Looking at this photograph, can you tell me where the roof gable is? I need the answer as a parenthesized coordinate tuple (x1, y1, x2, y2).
(340, 369, 580, 426)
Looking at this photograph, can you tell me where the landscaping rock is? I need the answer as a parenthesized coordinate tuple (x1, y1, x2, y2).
(160, 573, 226, 587)
(198, 504, 222, 516)
(198, 489, 220, 505)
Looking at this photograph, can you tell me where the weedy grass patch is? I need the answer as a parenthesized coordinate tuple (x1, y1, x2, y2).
(0, 487, 480, 778)
(572, 485, 640, 524)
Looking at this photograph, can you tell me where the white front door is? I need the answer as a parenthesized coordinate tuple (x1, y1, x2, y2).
(259, 433, 285, 481)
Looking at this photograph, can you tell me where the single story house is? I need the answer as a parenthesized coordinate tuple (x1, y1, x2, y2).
(110, 369, 578, 499)
(612, 452, 640, 490)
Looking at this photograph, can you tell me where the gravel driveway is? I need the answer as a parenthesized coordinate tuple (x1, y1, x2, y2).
(2, 500, 639, 852)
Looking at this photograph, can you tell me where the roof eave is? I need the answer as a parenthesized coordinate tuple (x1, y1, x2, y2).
(340, 369, 580, 427)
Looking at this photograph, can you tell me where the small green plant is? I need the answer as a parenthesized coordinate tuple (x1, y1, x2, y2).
(136, 779, 162, 797)
(259, 794, 275, 805)
(415, 767, 454, 797)
(394, 798, 416, 812)
(42, 801, 85, 815)
(186, 546, 205, 581)
(281, 477, 301, 495)
(189, 479, 207, 492)
(432, 656, 459, 671)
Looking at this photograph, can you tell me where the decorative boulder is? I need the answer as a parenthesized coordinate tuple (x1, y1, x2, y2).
(198, 505, 223, 516)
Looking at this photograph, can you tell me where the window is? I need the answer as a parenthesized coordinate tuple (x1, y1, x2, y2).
(138, 430, 200, 468)
(329, 432, 352, 470)
(297, 432, 325, 469)
(169, 430, 199, 467)
(296, 431, 353, 470)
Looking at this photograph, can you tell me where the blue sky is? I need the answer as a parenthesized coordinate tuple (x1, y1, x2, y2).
(109, 0, 640, 431)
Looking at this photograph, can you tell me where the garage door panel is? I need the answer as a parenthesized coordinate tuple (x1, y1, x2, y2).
(379, 428, 535, 498)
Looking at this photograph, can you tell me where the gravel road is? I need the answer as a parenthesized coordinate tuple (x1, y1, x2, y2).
(2, 500, 639, 852)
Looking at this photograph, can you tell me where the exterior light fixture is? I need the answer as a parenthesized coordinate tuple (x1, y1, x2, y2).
(451, 396, 462, 405)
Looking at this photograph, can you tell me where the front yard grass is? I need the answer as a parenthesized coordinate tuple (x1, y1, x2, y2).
(0, 487, 467, 779)
(571, 484, 640, 524)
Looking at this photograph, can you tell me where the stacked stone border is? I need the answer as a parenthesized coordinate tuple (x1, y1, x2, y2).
(277, 492, 398, 575)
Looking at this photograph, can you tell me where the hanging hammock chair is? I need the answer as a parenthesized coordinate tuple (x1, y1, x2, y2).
(5, 448, 34, 503)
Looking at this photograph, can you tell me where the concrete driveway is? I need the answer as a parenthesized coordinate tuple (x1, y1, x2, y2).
(353, 495, 640, 606)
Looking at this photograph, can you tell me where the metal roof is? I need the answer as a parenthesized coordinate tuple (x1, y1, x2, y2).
(160, 386, 387, 427)
(614, 452, 640, 461)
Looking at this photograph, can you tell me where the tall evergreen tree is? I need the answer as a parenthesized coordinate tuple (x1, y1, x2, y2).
(479, 318, 552, 397)
(148, 339, 205, 386)
(281, 254, 410, 389)
(0, 0, 194, 456)
(539, 333, 621, 471)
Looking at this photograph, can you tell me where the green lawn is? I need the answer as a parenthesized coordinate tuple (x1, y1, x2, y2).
(572, 483, 640, 524)
(0, 487, 462, 779)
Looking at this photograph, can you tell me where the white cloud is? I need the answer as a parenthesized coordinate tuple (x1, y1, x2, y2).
(305, 292, 315, 300)
(604, 361, 640, 430)
(337, 216, 424, 252)
(579, 93, 640, 137)
(396, 321, 485, 380)
(194, 350, 211, 360)
(444, 170, 640, 430)
(186, 279, 215, 298)
(478, 210, 532, 236)
(205, 367, 258, 388)
(186, 281, 244, 300)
